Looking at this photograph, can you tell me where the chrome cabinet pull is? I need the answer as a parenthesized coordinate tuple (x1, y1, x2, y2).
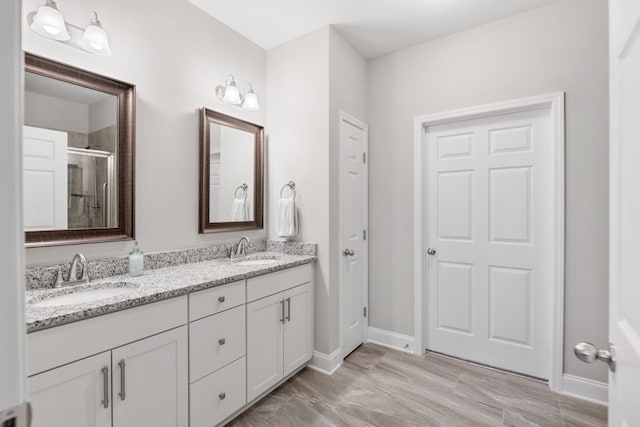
(218, 338, 226, 345)
(101, 366, 109, 408)
(219, 392, 226, 400)
(280, 299, 285, 323)
(218, 296, 225, 303)
(118, 359, 126, 400)
(286, 297, 291, 322)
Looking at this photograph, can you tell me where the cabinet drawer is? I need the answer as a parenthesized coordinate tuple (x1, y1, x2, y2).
(189, 280, 245, 321)
(190, 357, 246, 427)
(247, 264, 312, 302)
(189, 305, 246, 383)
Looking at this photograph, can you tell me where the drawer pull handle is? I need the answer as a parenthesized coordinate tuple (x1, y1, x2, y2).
(218, 296, 226, 303)
(101, 366, 109, 408)
(219, 392, 226, 400)
(218, 338, 226, 345)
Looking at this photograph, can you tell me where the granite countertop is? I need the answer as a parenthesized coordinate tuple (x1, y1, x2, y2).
(25, 251, 315, 333)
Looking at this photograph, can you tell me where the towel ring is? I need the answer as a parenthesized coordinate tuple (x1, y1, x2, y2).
(280, 181, 296, 199)
(234, 183, 248, 200)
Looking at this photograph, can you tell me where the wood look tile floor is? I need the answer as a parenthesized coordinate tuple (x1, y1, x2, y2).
(228, 344, 607, 427)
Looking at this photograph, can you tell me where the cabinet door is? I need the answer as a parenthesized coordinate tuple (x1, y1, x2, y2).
(283, 282, 313, 376)
(246, 292, 284, 402)
(112, 327, 188, 427)
(29, 351, 111, 427)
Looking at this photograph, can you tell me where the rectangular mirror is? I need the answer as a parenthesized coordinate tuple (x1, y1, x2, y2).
(24, 53, 135, 247)
(199, 108, 264, 233)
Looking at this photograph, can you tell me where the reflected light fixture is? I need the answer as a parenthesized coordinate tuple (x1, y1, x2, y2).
(216, 75, 261, 111)
(29, 0, 70, 41)
(80, 12, 112, 56)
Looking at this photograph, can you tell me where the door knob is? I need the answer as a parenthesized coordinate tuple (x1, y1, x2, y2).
(427, 248, 436, 256)
(574, 342, 616, 372)
(343, 249, 355, 256)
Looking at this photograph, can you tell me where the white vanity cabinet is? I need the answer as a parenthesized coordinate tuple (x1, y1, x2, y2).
(246, 265, 313, 402)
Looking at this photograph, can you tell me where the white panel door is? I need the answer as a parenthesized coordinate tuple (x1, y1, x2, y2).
(340, 114, 368, 358)
(609, 0, 640, 424)
(22, 125, 68, 231)
(112, 327, 188, 427)
(427, 108, 553, 378)
(247, 293, 284, 402)
(29, 351, 111, 427)
(284, 282, 313, 376)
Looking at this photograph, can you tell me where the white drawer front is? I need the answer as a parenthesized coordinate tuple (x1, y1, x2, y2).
(189, 305, 246, 383)
(247, 264, 312, 302)
(190, 357, 246, 427)
(189, 280, 245, 321)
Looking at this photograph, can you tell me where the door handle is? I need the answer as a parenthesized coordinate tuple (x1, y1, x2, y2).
(101, 366, 109, 408)
(427, 248, 436, 256)
(218, 338, 226, 345)
(118, 359, 126, 400)
(343, 249, 355, 256)
(574, 342, 616, 372)
(280, 299, 285, 323)
(286, 297, 291, 322)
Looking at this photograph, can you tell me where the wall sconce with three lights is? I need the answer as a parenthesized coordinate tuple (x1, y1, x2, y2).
(216, 75, 260, 111)
(27, 0, 112, 56)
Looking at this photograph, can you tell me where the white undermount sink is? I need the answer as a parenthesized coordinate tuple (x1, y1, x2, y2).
(237, 259, 280, 266)
(31, 283, 139, 308)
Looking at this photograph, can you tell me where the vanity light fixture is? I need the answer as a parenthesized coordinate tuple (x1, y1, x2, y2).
(29, 0, 70, 41)
(27, 2, 112, 56)
(216, 75, 260, 111)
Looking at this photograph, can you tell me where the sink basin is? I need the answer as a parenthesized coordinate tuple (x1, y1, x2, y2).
(237, 259, 280, 266)
(31, 283, 139, 308)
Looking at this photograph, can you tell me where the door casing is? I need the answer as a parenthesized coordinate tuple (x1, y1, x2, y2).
(413, 93, 565, 391)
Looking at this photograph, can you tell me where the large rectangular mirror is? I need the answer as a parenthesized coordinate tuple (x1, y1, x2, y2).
(24, 53, 135, 247)
(199, 108, 264, 233)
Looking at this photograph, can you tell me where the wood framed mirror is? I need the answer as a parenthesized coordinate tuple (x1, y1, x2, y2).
(199, 108, 264, 233)
(24, 53, 135, 247)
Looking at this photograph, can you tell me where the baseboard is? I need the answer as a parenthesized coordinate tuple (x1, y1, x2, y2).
(561, 374, 608, 405)
(367, 327, 415, 354)
(308, 348, 342, 375)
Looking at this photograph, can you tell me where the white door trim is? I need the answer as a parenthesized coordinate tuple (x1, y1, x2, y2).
(413, 92, 565, 391)
(338, 111, 369, 359)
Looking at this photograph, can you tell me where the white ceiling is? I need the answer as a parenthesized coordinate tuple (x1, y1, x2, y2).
(188, 0, 560, 59)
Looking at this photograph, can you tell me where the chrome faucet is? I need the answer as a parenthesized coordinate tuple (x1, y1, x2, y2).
(231, 236, 250, 259)
(54, 253, 90, 287)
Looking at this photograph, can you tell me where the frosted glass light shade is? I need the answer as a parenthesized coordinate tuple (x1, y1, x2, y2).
(30, 1, 70, 41)
(242, 90, 260, 111)
(223, 81, 242, 105)
(80, 13, 112, 56)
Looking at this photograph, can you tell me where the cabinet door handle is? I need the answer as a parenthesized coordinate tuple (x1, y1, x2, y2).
(218, 296, 225, 303)
(280, 299, 285, 323)
(219, 392, 226, 400)
(101, 366, 109, 409)
(286, 297, 291, 322)
(218, 338, 226, 345)
(118, 359, 126, 401)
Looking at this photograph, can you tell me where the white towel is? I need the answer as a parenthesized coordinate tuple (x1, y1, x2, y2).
(230, 198, 249, 221)
(277, 198, 298, 237)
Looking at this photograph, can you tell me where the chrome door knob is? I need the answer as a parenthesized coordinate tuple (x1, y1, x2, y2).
(343, 249, 355, 256)
(427, 248, 436, 256)
(574, 342, 616, 372)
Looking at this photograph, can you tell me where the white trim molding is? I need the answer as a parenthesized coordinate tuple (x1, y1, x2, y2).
(561, 374, 608, 406)
(308, 349, 342, 375)
(413, 92, 566, 392)
(367, 327, 415, 354)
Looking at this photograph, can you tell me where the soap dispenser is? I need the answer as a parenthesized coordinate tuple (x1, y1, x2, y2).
(128, 241, 144, 277)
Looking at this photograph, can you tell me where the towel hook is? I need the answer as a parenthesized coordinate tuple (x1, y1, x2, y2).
(234, 183, 248, 200)
(280, 180, 296, 200)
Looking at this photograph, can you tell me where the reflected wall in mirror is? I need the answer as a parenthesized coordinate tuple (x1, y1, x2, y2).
(24, 53, 135, 247)
(199, 108, 264, 233)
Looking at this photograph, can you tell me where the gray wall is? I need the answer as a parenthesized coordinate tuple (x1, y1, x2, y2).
(22, 0, 267, 265)
(367, 0, 609, 382)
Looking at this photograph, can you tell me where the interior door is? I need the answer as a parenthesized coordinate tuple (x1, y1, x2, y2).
(340, 114, 368, 358)
(609, 0, 640, 424)
(28, 351, 111, 427)
(112, 327, 188, 427)
(426, 108, 554, 378)
(283, 282, 313, 376)
(22, 125, 68, 231)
